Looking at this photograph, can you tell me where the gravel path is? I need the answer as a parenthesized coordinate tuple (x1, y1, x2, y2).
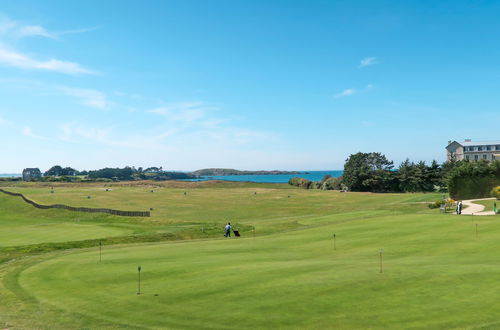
(460, 198, 495, 216)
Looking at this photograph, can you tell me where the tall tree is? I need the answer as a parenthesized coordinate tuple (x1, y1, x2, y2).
(343, 152, 394, 192)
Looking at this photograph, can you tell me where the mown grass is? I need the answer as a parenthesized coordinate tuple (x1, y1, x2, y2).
(475, 199, 499, 214)
(11, 211, 500, 329)
(2, 181, 482, 329)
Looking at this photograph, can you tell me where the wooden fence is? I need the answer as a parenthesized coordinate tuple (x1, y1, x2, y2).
(0, 188, 150, 217)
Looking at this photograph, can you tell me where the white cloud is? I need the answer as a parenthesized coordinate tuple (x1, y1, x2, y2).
(59, 122, 176, 151)
(18, 25, 56, 39)
(147, 102, 209, 123)
(0, 47, 94, 74)
(0, 14, 99, 40)
(60, 87, 110, 109)
(334, 89, 356, 98)
(22, 126, 48, 140)
(360, 57, 378, 67)
(57, 26, 101, 37)
(334, 84, 374, 99)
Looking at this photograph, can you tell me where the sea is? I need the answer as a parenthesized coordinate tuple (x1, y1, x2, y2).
(183, 170, 343, 183)
(0, 174, 20, 178)
(0, 170, 344, 183)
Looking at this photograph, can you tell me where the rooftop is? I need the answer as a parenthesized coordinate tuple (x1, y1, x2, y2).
(460, 140, 500, 147)
(448, 140, 500, 147)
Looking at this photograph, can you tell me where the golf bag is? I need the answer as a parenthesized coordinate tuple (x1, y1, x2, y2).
(233, 229, 240, 237)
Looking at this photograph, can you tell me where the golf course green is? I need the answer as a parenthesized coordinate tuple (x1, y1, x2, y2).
(1, 181, 499, 329)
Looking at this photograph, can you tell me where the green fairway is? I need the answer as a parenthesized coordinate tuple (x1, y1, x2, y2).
(14, 212, 500, 329)
(2, 181, 499, 329)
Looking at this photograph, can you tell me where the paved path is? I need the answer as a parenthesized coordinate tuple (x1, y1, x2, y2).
(460, 198, 496, 216)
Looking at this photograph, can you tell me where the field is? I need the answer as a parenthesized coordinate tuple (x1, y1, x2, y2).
(475, 199, 499, 212)
(1, 181, 499, 329)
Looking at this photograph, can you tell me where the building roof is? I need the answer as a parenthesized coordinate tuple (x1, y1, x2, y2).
(461, 140, 500, 147)
(450, 140, 500, 147)
(22, 168, 41, 172)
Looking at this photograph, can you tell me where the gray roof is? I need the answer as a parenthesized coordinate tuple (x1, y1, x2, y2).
(22, 168, 40, 172)
(460, 140, 500, 147)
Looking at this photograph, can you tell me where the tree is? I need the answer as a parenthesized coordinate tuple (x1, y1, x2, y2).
(343, 152, 394, 192)
(448, 160, 500, 199)
(44, 165, 77, 177)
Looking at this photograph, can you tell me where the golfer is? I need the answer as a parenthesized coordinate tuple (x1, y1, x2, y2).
(224, 222, 232, 237)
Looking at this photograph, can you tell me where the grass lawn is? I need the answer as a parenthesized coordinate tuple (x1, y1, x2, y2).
(0, 194, 136, 247)
(3, 181, 498, 329)
(475, 199, 499, 214)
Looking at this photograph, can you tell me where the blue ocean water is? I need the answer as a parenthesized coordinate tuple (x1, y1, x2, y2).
(0, 174, 20, 177)
(184, 170, 343, 183)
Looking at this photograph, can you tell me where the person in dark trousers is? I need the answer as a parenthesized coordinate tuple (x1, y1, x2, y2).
(456, 201, 463, 215)
(224, 222, 232, 237)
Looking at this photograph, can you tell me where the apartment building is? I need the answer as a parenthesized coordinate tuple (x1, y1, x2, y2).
(446, 139, 500, 161)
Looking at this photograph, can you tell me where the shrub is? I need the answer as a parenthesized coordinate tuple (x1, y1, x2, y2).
(428, 199, 445, 209)
(492, 186, 500, 200)
(448, 160, 500, 199)
(288, 177, 313, 189)
(322, 176, 343, 190)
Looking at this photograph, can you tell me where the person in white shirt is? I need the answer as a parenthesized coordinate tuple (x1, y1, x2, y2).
(224, 222, 232, 237)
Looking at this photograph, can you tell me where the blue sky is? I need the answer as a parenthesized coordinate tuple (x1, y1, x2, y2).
(1, 0, 499, 172)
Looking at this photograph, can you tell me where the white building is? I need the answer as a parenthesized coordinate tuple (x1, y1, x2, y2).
(446, 139, 500, 161)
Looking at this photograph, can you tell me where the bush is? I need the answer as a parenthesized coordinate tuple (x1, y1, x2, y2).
(492, 186, 500, 200)
(428, 199, 445, 209)
(448, 160, 500, 199)
(288, 177, 313, 189)
(322, 176, 343, 190)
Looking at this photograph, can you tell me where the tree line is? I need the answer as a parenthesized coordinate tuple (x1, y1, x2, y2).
(39, 165, 194, 182)
(289, 152, 500, 197)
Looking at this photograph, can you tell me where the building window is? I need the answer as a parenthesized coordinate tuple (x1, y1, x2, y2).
(487, 146, 491, 151)
(496, 145, 500, 151)
(483, 154, 487, 159)
(465, 155, 470, 161)
(475, 155, 479, 161)
(478, 146, 483, 151)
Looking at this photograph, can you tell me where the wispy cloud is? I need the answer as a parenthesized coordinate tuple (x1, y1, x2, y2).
(359, 57, 378, 68)
(0, 47, 94, 74)
(60, 87, 110, 109)
(334, 84, 374, 99)
(334, 88, 356, 98)
(0, 14, 99, 40)
(22, 126, 48, 140)
(57, 26, 101, 37)
(59, 122, 177, 151)
(0, 14, 95, 74)
(18, 25, 57, 39)
(147, 102, 210, 123)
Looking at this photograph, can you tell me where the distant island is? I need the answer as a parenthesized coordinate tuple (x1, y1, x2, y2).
(191, 168, 304, 176)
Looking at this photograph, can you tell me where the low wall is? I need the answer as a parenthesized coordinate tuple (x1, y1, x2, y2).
(0, 188, 150, 217)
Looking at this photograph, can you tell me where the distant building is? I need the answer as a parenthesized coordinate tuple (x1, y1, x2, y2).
(22, 168, 42, 181)
(446, 139, 500, 161)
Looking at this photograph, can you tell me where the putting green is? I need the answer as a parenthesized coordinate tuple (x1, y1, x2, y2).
(17, 212, 500, 329)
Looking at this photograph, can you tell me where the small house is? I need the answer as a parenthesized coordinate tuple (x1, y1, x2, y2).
(22, 168, 42, 181)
